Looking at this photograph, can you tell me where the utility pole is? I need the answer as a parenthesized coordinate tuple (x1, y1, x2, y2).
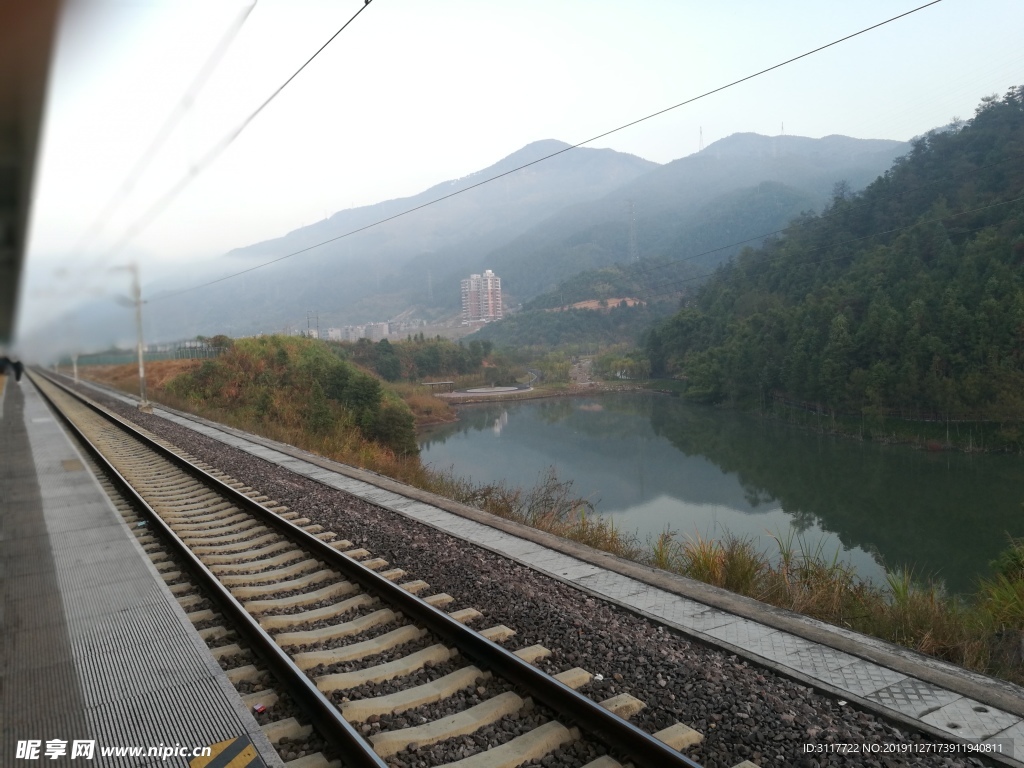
(111, 263, 150, 412)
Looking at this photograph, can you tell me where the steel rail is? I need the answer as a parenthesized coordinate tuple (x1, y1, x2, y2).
(36, 371, 704, 768)
(31, 371, 390, 768)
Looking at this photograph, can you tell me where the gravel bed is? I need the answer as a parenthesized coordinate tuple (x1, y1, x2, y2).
(387, 709, 554, 767)
(251, 690, 303, 728)
(275, 733, 330, 764)
(216, 563, 323, 589)
(204, 630, 238, 650)
(211, 553, 308, 577)
(190, 614, 225, 632)
(202, 548, 301, 569)
(268, 598, 383, 640)
(182, 597, 215, 613)
(372, 677, 515, 730)
(308, 634, 439, 678)
(193, 530, 279, 548)
(217, 649, 257, 670)
(89, 390, 996, 768)
(253, 590, 356, 618)
(332, 657, 477, 704)
(240, 575, 346, 606)
(234, 673, 273, 695)
(282, 615, 414, 653)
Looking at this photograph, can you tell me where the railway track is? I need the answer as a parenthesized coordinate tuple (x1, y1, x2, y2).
(33, 372, 718, 768)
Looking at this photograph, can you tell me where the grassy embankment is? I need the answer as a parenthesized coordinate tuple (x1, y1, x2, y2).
(77, 338, 1024, 685)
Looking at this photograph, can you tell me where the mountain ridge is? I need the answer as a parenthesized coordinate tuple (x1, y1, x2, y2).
(30, 130, 911, 355)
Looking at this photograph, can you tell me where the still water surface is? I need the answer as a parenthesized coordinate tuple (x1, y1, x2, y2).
(418, 393, 1024, 593)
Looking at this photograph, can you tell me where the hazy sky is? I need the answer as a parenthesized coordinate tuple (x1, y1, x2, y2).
(19, 0, 1024, 336)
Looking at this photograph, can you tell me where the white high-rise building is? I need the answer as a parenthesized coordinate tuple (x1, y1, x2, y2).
(461, 269, 503, 324)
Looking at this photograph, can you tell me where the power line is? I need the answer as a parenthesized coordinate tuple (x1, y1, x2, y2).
(73, 1, 258, 265)
(638, 192, 1024, 301)
(150, 0, 945, 303)
(95, 0, 376, 268)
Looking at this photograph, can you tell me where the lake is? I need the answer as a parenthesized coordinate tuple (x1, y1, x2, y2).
(418, 392, 1024, 593)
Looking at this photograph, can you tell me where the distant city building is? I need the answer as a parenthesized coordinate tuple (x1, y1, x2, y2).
(366, 322, 390, 341)
(461, 269, 503, 324)
(326, 328, 342, 341)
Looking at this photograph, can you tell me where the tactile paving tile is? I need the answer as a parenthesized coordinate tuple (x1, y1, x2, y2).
(575, 570, 648, 601)
(664, 605, 735, 632)
(628, 586, 676, 613)
(480, 533, 542, 556)
(866, 677, 963, 718)
(920, 697, 1022, 742)
(991, 720, 1024, 758)
(518, 550, 585, 572)
(741, 627, 817, 662)
(815, 659, 907, 697)
(780, 643, 860, 677)
(552, 562, 604, 580)
(703, 618, 781, 650)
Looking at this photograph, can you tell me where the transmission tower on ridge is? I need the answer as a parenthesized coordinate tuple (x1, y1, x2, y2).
(627, 199, 639, 263)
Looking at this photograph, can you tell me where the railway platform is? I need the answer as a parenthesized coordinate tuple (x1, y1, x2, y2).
(0, 376, 283, 767)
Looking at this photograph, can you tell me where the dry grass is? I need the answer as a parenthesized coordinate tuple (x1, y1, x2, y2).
(71, 360, 202, 393)
(424, 466, 641, 561)
(388, 382, 457, 426)
(641, 529, 1024, 684)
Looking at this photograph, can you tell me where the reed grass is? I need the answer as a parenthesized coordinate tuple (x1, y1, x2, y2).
(639, 529, 1024, 684)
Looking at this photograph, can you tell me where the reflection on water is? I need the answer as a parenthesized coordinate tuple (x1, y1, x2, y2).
(492, 410, 508, 435)
(418, 393, 1024, 593)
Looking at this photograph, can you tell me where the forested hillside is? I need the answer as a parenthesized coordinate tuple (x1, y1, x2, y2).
(484, 135, 905, 301)
(647, 88, 1024, 430)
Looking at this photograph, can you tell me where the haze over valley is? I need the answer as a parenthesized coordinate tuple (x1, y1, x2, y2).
(34, 130, 908, 352)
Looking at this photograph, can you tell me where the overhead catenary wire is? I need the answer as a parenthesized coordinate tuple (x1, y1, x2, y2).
(149, 0, 945, 303)
(93, 0, 377, 270)
(71, 1, 258, 267)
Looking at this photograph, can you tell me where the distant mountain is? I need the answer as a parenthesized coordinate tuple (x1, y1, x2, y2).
(145, 140, 658, 337)
(30, 132, 911, 355)
(479, 133, 908, 300)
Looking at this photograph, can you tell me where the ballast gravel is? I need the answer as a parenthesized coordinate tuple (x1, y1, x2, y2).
(88, 390, 992, 768)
